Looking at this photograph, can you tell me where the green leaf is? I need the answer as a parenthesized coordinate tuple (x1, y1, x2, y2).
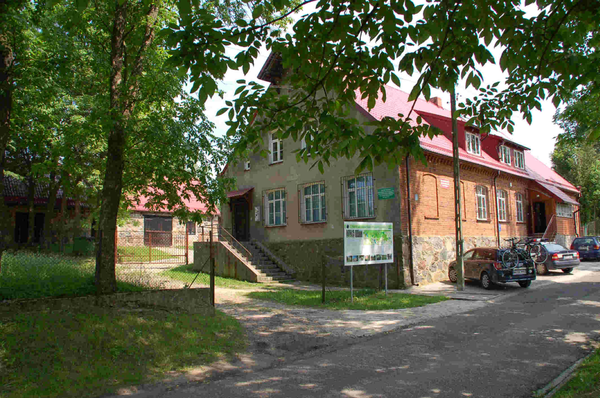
(216, 107, 228, 116)
(252, 5, 264, 20)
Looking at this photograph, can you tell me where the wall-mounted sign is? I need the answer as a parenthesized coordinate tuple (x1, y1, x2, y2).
(344, 222, 394, 266)
(377, 187, 395, 200)
(440, 179, 450, 188)
(254, 206, 260, 222)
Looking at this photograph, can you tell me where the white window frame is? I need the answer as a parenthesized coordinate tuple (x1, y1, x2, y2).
(244, 161, 250, 171)
(499, 145, 512, 165)
(514, 151, 525, 169)
(476, 186, 488, 221)
(465, 132, 481, 155)
(515, 193, 524, 222)
(497, 189, 508, 222)
(343, 174, 375, 219)
(269, 133, 283, 164)
(557, 203, 573, 218)
(301, 182, 326, 223)
(264, 189, 286, 226)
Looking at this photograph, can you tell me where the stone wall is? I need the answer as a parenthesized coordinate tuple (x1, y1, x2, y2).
(555, 234, 576, 249)
(264, 236, 406, 289)
(0, 289, 214, 316)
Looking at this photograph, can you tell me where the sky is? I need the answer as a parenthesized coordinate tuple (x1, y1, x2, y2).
(203, 4, 564, 168)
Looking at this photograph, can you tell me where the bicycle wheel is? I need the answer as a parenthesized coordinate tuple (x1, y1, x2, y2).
(529, 244, 548, 264)
(501, 250, 518, 267)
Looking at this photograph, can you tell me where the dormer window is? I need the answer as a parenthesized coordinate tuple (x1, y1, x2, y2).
(499, 145, 511, 164)
(269, 133, 283, 164)
(514, 151, 525, 169)
(465, 132, 481, 155)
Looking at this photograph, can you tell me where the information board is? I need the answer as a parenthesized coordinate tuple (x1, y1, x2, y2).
(344, 222, 394, 266)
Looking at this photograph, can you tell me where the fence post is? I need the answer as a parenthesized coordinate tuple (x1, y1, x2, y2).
(322, 257, 326, 304)
(185, 228, 189, 264)
(149, 232, 152, 263)
(210, 228, 215, 308)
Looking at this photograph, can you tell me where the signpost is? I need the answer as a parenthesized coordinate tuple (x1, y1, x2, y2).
(343, 222, 394, 301)
(377, 187, 395, 200)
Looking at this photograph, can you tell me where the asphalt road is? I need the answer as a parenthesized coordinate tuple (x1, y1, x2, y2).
(135, 262, 600, 398)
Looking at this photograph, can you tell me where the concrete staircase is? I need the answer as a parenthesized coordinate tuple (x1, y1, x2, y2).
(241, 241, 294, 283)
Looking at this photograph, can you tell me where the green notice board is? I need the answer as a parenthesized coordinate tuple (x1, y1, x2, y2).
(377, 187, 395, 200)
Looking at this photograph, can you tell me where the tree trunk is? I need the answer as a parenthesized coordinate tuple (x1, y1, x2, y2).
(95, 0, 158, 294)
(0, 31, 14, 270)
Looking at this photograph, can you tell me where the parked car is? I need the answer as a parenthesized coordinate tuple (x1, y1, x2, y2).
(570, 236, 600, 261)
(535, 242, 580, 275)
(448, 247, 536, 290)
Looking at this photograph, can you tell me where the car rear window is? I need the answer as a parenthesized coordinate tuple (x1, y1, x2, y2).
(574, 238, 595, 245)
(544, 243, 567, 252)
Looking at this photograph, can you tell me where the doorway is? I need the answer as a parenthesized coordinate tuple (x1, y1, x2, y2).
(533, 202, 547, 234)
(232, 199, 250, 242)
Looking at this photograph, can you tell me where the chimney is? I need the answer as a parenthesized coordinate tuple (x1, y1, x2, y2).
(429, 96, 444, 108)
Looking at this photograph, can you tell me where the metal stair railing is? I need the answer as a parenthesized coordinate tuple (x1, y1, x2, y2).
(215, 226, 253, 261)
(542, 214, 557, 242)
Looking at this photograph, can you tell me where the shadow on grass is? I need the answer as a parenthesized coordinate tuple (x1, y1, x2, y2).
(247, 289, 448, 311)
(0, 308, 245, 398)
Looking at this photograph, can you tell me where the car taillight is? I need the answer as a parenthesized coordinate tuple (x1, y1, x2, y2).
(552, 253, 560, 261)
(594, 245, 600, 250)
(575, 252, 580, 259)
(570, 243, 575, 250)
(493, 262, 502, 270)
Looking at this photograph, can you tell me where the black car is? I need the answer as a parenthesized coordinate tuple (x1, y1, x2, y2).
(571, 236, 600, 261)
(448, 247, 536, 290)
(535, 242, 580, 275)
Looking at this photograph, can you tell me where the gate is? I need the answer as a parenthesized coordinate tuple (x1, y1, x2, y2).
(116, 231, 189, 265)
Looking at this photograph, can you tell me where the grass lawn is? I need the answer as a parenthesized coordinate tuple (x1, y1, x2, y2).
(117, 246, 176, 263)
(162, 264, 259, 289)
(0, 308, 245, 398)
(553, 349, 600, 398)
(248, 288, 448, 310)
(0, 252, 143, 300)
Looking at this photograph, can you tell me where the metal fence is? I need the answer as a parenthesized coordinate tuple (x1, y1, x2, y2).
(0, 231, 215, 301)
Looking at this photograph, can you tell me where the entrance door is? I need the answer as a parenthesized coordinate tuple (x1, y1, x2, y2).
(232, 200, 249, 241)
(533, 202, 546, 234)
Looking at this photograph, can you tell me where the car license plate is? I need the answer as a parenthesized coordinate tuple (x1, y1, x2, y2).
(563, 255, 572, 259)
(514, 269, 526, 275)
(580, 246, 588, 251)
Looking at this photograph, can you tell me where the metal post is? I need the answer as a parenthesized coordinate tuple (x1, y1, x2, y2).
(451, 86, 465, 291)
(210, 228, 215, 307)
(350, 266, 354, 303)
(185, 227, 189, 264)
(385, 263, 388, 295)
(322, 258, 326, 304)
(149, 232, 152, 263)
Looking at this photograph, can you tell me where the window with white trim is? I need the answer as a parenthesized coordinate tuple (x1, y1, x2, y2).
(301, 182, 326, 223)
(476, 186, 488, 220)
(515, 193, 524, 222)
(465, 132, 481, 155)
(243, 161, 250, 171)
(557, 203, 573, 218)
(497, 189, 508, 222)
(264, 189, 286, 226)
(514, 151, 525, 169)
(269, 133, 283, 163)
(499, 145, 512, 164)
(343, 174, 375, 219)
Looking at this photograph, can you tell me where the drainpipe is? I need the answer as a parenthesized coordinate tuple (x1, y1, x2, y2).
(494, 170, 501, 248)
(573, 208, 580, 238)
(405, 156, 416, 285)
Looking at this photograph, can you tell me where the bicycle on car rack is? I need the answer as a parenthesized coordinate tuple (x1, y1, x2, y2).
(501, 237, 548, 267)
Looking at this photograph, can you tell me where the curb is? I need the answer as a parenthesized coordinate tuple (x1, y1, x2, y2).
(533, 350, 595, 398)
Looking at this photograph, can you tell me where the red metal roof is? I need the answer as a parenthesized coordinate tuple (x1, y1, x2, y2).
(355, 86, 579, 197)
(226, 187, 254, 198)
(534, 181, 579, 205)
(129, 187, 218, 215)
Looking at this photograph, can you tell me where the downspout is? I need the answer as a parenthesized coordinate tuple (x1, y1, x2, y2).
(494, 170, 501, 248)
(405, 156, 416, 285)
(573, 208, 580, 238)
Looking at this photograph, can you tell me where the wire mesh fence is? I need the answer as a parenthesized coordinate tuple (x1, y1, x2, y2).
(0, 231, 214, 301)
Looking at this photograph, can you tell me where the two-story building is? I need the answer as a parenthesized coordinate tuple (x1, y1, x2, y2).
(220, 56, 581, 286)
